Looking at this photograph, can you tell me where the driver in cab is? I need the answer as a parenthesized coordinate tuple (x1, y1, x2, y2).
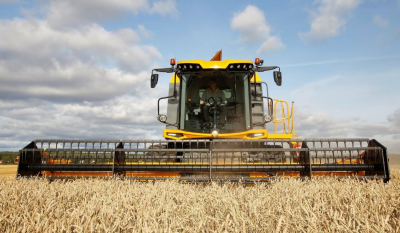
(200, 77, 227, 128)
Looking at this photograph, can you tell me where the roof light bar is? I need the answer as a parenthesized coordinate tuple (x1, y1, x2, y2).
(177, 63, 203, 72)
(226, 63, 253, 71)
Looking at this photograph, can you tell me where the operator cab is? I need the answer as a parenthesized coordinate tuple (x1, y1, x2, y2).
(151, 57, 282, 139)
(180, 69, 251, 133)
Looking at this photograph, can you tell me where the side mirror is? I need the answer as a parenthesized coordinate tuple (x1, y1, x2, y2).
(273, 71, 282, 86)
(151, 74, 159, 88)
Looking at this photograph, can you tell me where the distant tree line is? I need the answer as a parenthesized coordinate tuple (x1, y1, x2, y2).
(0, 152, 19, 164)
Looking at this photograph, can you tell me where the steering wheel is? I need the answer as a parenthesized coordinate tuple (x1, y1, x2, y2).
(207, 97, 223, 105)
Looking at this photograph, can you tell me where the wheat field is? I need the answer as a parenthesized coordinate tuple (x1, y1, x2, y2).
(0, 166, 399, 232)
(0, 165, 17, 180)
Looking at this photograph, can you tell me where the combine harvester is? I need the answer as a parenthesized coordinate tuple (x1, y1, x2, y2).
(17, 51, 391, 182)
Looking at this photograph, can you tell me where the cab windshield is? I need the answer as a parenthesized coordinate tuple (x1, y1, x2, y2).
(179, 70, 251, 133)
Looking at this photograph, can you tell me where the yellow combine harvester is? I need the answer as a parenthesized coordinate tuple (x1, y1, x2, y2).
(17, 51, 391, 182)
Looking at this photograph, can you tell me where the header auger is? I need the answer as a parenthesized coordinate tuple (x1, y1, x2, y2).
(17, 50, 391, 182)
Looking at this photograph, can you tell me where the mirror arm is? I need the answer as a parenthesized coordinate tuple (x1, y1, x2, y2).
(256, 66, 280, 72)
(153, 67, 175, 73)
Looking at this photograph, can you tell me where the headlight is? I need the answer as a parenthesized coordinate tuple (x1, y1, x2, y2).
(264, 114, 273, 122)
(158, 114, 167, 122)
(211, 130, 219, 138)
(167, 133, 183, 137)
(247, 133, 264, 138)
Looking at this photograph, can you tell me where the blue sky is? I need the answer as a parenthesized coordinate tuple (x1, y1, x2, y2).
(0, 0, 399, 153)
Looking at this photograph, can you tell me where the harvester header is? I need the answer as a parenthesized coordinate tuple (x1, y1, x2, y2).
(17, 50, 391, 183)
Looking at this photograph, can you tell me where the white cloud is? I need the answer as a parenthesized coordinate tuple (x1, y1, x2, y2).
(36, 0, 178, 28)
(293, 110, 352, 138)
(137, 24, 153, 38)
(373, 15, 389, 28)
(0, 18, 161, 102)
(387, 109, 400, 131)
(0, 62, 149, 102)
(0, 86, 169, 150)
(231, 5, 271, 44)
(231, 5, 284, 54)
(0, 97, 166, 150)
(0, 2, 172, 150)
(300, 0, 362, 43)
(46, 0, 146, 28)
(257, 36, 285, 54)
(150, 0, 178, 17)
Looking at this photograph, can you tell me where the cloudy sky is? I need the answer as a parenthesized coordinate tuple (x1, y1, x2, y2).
(0, 0, 399, 153)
